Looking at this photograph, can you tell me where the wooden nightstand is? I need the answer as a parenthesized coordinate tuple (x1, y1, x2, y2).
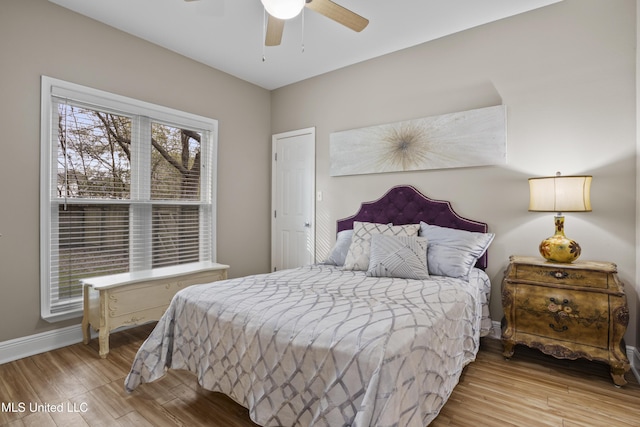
(501, 255, 630, 386)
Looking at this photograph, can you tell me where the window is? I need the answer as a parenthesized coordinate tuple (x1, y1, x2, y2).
(40, 76, 217, 321)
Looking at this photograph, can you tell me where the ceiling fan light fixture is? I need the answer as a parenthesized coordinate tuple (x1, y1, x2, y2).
(261, 0, 305, 20)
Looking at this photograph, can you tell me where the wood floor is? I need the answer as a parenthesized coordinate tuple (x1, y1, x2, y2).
(1, 324, 639, 426)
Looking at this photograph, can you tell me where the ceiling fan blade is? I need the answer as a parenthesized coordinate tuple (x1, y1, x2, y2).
(265, 14, 285, 46)
(305, 0, 368, 32)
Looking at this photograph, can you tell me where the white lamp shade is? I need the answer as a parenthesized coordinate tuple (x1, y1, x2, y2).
(261, 0, 305, 20)
(529, 175, 592, 212)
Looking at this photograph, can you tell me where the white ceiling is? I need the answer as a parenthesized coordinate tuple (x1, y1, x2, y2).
(49, 0, 562, 90)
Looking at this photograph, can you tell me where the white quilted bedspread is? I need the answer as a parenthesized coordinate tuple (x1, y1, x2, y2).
(125, 265, 490, 426)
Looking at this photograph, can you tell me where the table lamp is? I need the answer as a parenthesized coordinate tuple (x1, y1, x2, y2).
(528, 172, 592, 263)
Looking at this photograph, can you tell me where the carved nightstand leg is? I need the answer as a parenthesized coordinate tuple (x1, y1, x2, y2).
(610, 366, 628, 387)
(502, 340, 515, 359)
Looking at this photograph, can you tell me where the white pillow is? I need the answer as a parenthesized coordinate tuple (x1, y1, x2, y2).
(367, 234, 429, 280)
(419, 221, 494, 278)
(323, 229, 353, 266)
(343, 222, 420, 271)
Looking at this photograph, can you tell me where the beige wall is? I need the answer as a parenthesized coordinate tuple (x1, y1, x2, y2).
(272, 0, 639, 346)
(0, 0, 272, 341)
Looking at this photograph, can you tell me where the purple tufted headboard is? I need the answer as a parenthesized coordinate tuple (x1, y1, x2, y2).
(336, 185, 489, 269)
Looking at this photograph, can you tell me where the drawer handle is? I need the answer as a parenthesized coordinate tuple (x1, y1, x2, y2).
(549, 323, 568, 332)
(549, 297, 570, 305)
(549, 270, 569, 280)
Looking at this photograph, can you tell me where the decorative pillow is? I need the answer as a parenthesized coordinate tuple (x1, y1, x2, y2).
(323, 229, 353, 266)
(419, 221, 494, 278)
(343, 221, 420, 271)
(366, 234, 429, 280)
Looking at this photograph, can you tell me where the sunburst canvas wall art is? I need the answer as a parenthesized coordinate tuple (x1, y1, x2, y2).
(329, 105, 507, 176)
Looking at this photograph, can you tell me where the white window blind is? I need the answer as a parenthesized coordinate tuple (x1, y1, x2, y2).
(40, 76, 218, 321)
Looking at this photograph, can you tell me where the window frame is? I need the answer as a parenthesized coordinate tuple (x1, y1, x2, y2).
(40, 76, 218, 322)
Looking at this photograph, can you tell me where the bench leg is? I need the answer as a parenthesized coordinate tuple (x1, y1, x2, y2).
(82, 284, 91, 344)
(81, 317, 90, 345)
(98, 329, 109, 358)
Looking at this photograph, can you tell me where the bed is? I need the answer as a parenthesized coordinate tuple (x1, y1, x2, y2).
(125, 185, 494, 426)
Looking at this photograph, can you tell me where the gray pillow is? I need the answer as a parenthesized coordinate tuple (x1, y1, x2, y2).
(419, 221, 494, 278)
(323, 229, 353, 266)
(343, 221, 420, 271)
(367, 234, 429, 280)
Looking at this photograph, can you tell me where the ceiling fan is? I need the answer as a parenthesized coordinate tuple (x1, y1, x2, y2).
(183, 0, 368, 47)
(263, 0, 369, 46)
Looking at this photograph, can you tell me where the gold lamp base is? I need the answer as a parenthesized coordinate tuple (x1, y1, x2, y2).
(539, 215, 581, 263)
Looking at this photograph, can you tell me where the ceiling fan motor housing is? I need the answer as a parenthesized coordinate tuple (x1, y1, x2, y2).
(261, 0, 306, 20)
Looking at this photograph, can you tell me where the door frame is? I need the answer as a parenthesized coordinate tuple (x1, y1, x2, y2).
(271, 127, 316, 271)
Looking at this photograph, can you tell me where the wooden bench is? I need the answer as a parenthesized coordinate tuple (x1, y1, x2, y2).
(81, 262, 229, 358)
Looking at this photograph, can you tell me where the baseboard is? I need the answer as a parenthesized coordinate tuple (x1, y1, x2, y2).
(631, 346, 640, 383)
(0, 324, 86, 365)
(489, 320, 502, 340)
(489, 320, 640, 384)
(0, 322, 151, 365)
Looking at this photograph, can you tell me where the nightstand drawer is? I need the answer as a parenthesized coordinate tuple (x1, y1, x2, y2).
(515, 264, 608, 289)
(515, 284, 609, 348)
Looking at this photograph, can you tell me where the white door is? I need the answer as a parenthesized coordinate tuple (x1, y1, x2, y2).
(271, 127, 315, 272)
